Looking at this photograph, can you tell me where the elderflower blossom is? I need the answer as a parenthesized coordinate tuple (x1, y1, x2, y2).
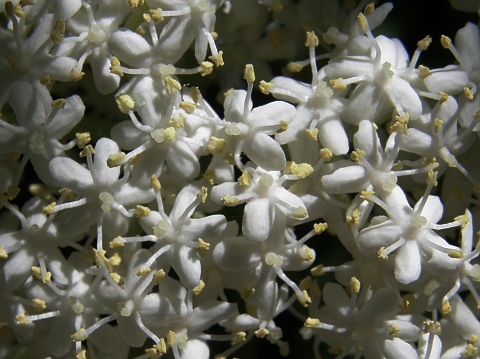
(1, 1, 480, 359)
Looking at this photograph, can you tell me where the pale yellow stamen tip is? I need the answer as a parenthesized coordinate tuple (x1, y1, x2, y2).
(107, 152, 126, 167)
(151, 175, 161, 190)
(193, 280, 205, 295)
(310, 264, 324, 276)
(238, 170, 251, 188)
(72, 328, 88, 342)
(116, 94, 135, 113)
(32, 298, 46, 310)
(350, 277, 361, 294)
(259, 80, 274, 95)
(42, 202, 57, 215)
(287, 62, 303, 73)
(255, 328, 269, 338)
(153, 269, 166, 284)
(180, 101, 196, 114)
(313, 222, 328, 233)
(209, 51, 224, 67)
(244, 64, 255, 83)
(75, 132, 91, 149)
(136, 267, 151, 276)
(305, 317, 320, 327)
(305, 31, 319, 47)
(305, 128, 318, 140)
(440, 35, 452, 49)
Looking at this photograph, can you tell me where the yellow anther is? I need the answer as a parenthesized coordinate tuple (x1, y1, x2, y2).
(310, 264, 324, 276)
(110, 272, 121, 284)
(169, 114, 185, 128)
(167, 331, 176, 346)
(360, 190, 375, 201)
(265, 252, 284, 266)
(157, 339, 167, 355)
(79, 144, 95, 158)
(70, 68, 85, 81)
(150, 174, 161, 190)
(259, 80, 274, 95)
(418, 65, 430, 79)
(116, 94, 135, 113)
(469, 335, 479, 344)
(16, 313, 32, 325)
(207, 136, 226, 154)
(149, 8, 164, 21)
(313, 222, 328, 234)
(440, 35, 452, 49)
(231, 331, 247, 345)
(319, 148, 333, 161)
(427, 170, 438, 186)
(109, 237, 125, 248)
(351, 149, 366, 163)
(417, 36, 432, 50)
(294, 163, 314, 178)
(109, 56, 122, 75)
(438, 91, 449, 103)
(378, 247, 388, 259)
(461, 344, 478, 358)
(455, 212, 471, 229)
(277, 120, 288, 133)
(209, 51, 224, 67)
(197, 238, 210, 251)
(291, 206, 308, 219)
(448, 249, 464, 258)
(305, 317, 320, 327)
(32, 298, 46, 310)
(221, 194, 239, 206)
(75, 132, 91, 149)
(423, 320, 441, 335)
(107, 152, 126, 167)
(199, 187, 208, 203)
(135, 205, 150, 218)
(143, 13, 152, 23)
(41, 74, 52, 84)
(305, 128, 318, 140)
(399, 294, 415, 312)
(31, 266, 52, 283)
(287, 62, 304, 73)
(299, 276, 312, 291)
(357, 12, 368, 31)
(364, 2, 375, 15)
(72, 328, 89, 342)
(200, 61, 214, 76)
(434, 118, 444, 133)
(76, 349, 87, 359)
(388, 323, 400, 335)
(238, 170, 251, 188)
(299, 245, 314, 262)
(203, 169, 217, 185)
(299, 290, 311, 306)
(42, 202, 57, 215)
(244, 64, 255, 83)
(191, 87, 200, 103)
(164, 76, 182, 95)
(51, 98, 67, 109)
(464, 87, 474, 100)
(153, 269, 166, 284)
(305, 31, 319, 47)
(255, 328, 270, 338)
(128, 0, 144, 7)
(0, 246, 7, 259)
(330, 78, 347, 90)
(180, 101, 196, 114)
(350, 277, 361, 294)
(136, 267, 151, 276)
(442, 300, 452, 314)
(193, 280, 205, 295)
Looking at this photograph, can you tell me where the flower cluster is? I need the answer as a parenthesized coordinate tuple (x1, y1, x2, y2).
(0, 0, 480, 358)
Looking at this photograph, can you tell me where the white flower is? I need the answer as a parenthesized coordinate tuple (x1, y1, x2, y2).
(211, 165, 307, 241)
(356, 186, 461, 285)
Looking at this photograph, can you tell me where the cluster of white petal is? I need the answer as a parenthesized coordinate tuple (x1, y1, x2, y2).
(0, 0, 480, 358)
